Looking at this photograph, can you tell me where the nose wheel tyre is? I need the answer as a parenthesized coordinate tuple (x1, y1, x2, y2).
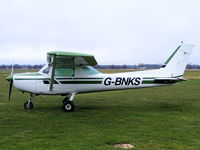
(24, 101, 34, 110)
(62, 101, 74, 112)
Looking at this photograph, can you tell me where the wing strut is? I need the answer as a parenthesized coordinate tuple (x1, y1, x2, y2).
(49, 55, 56, 91)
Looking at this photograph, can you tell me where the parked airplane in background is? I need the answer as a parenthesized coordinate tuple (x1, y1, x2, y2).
(6, 44, 194, 112)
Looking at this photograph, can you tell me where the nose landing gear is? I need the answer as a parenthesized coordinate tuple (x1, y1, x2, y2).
(24, 94, 34, 110)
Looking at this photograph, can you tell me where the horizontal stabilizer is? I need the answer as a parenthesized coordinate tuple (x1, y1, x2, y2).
(154, 77, 187, 84)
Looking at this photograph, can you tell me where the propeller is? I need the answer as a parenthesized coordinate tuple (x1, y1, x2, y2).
(6, 64, 14, 100)
(8, 79, 13, 100)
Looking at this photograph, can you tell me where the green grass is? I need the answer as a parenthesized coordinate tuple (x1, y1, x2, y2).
(0, 70, 200, 150)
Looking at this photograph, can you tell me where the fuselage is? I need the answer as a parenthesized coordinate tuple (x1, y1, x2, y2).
(12, 65, 183, 95)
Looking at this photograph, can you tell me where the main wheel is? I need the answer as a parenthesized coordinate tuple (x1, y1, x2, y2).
(62, 101, 75, 112)
(24, 101, 34, 110)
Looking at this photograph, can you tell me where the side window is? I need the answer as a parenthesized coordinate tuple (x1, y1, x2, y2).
(42, 66, 50, 74)
(55, 67, 74, 77)
(82, 66, 100, 75)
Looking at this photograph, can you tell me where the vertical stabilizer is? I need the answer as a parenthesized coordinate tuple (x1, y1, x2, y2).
(159, 44, 194, 77)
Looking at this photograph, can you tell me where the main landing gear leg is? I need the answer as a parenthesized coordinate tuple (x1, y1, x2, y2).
(62, 93, 76, 112)
(24, 94, 34, 110)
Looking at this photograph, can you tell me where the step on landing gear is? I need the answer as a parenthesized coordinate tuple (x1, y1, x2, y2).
(62, 93, 76, 112)
(24, 94, 34, 110)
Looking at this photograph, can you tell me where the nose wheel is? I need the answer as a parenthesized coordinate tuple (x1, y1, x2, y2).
(24, 94, 34, 110)
(24, 101, 34, 109)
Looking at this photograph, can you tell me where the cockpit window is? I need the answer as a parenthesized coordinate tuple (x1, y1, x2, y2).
(55, 67, 74, 77)
(82, 66, 100, 75)
(42, 66, 50, 74)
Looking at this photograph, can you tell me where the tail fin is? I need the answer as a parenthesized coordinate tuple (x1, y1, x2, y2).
(159, 44, 194, 77)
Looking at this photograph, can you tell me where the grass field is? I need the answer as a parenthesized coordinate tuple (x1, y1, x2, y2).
(0, 69, 200, 150)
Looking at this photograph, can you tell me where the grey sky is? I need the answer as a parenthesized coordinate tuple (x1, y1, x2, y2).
(0, 0, 199, 65)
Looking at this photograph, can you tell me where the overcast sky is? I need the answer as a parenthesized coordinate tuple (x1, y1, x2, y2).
(0, 0, 199, 65)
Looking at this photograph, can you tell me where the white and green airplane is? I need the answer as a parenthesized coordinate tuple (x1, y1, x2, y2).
(6, 44, 194, 112)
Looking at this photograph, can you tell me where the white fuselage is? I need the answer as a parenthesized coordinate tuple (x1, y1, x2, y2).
(12, 66, 180, 95)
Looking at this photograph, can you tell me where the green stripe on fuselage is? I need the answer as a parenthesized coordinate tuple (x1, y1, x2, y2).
(15, 78, 49, 80)
(15, 78, 103, 80)
(15, 78, 103, 84)
(59, 81, 102, 84)
(14, 72, 43, 76)
(56, 78, 103, 80)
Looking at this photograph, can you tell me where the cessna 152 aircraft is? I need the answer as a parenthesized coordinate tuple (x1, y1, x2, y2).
(6, 44, 194, 112)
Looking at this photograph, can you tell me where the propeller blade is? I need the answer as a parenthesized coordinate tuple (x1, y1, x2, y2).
(11, 64, 14, 76)
(7, 64, 14, 100)
(8, 79, 13, 100)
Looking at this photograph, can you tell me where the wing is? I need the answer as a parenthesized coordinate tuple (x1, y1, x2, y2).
(47, 51, 98, 90)
(47, 51, 97, 66)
